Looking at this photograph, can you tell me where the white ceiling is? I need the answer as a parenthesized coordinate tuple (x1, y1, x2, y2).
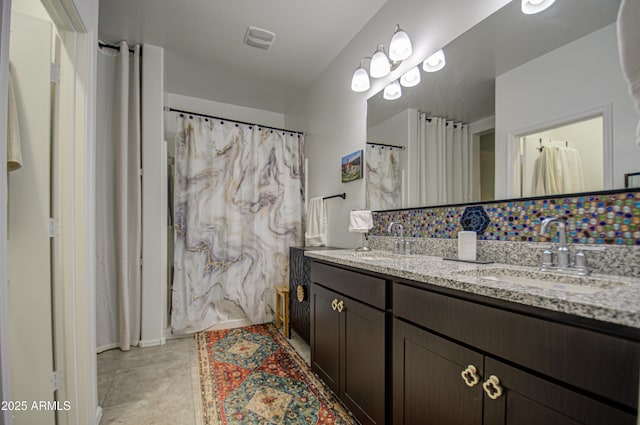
(98, 0, 388, 113)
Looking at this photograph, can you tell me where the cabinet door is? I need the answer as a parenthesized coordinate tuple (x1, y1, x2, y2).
(289, 247, 310, 343)
(483, 357, 636, 425)
(342, 296, 386, 425)
(393, 319, 483, 425)
(310, 283, 341, 393)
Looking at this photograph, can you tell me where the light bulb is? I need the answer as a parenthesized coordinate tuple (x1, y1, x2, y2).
(521, 0, 555, 14)
(351, 66, 370, 92)
(383, 80, 402, 100)
(423, 49, 446, 73)
(400, 66, 421, 88)
(370, 44, 391, 78)
(389, 25, 412, 61)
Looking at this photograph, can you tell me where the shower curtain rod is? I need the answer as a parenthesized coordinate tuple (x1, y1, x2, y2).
(98, 40, 138, 54)
(366, 142, 405, 150)
(165, 107, 305, 136)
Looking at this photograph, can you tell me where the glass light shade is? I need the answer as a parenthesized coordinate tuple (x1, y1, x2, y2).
(351, 67, 370, 92)
(521, 0, 555, 14)
(400, 66, 421, 87)
(389, 27, 412, 61)
(423, 49, 446, 73)
(383, 80, 402, 100)
(370, 45, 391, 78)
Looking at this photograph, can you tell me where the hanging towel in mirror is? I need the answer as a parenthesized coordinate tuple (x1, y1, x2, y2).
(7, 67, 22, 171)
(305, 197, 327, 246)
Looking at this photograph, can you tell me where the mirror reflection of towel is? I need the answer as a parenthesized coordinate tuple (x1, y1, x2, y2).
(7, 68, 22, 171)
(618, 0, 640, 146)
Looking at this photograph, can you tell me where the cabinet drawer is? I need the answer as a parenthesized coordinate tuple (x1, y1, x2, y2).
(394, 282, 640, 409)
(311, 261, 386, 310)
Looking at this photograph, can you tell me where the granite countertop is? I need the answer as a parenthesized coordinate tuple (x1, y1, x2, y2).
(304, 249, 640, 329)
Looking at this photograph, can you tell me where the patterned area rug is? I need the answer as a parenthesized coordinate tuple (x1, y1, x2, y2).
(196, 323, 358, 425)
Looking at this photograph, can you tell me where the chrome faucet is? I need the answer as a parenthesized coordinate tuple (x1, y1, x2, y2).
(536, 216, 606, 276)
(388, 222, 410, 255)
(540, 216, 570, 268)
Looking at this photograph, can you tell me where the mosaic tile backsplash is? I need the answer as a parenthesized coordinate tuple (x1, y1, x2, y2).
(371, 190, 640, 246)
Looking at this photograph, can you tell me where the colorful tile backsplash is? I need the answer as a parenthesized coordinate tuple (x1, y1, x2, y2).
(371, 190, 640, 246)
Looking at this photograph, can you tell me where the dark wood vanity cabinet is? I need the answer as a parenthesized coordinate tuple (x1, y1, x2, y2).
(310, 261, 387, 425)
(393, 282, 639, 425)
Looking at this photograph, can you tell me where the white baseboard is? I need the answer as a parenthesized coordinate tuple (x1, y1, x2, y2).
(96, 342, 119, 353)
(138, 338, 164, 347)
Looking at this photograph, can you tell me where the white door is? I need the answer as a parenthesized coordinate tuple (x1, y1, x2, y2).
(6, 11, 55, 425)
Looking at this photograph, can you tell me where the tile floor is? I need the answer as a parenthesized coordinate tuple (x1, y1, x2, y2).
(97, 328, 310, 424)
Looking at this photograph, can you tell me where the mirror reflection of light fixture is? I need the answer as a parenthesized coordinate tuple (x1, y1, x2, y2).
(423, 49, 446, 72)
(383, 80, 402, 100)
(389, 25, 413, 61)
(400, 66, 421, 87)
(351, 58, 371, 92)
(370, 44, 391, 78)
(521, 0, 556, 14)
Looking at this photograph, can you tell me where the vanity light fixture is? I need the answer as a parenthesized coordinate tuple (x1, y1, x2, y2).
(370, 44, 391, 78)
(351, 58, 371, 92)
(389, 25, 413, 61)
(383, 80, 402, 100)
(423, 49, 446, 73)
(350, 24, 413, 92)
(400, 66, 421, 88)
(521, 0, 556, 14)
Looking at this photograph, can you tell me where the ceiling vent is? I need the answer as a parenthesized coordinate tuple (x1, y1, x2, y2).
(244, 26, 276, 50)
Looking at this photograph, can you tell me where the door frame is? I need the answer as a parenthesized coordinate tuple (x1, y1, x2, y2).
(0, 0, 98, 423)
(505, 103, 614, 197)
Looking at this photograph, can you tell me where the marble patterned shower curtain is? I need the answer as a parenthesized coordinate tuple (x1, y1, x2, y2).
(171, 116, 304, 334)
(366, 145, 402, 210)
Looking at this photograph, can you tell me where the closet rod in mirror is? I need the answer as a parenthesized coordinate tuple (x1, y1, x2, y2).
(164, 107, 305, 136)
(366, 142, 405, 150)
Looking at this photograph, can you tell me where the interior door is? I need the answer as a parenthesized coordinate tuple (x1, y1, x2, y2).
(7, 11, 55, 425)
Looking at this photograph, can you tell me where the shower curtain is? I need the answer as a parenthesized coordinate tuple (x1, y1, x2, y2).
(171, 116, 304, 334)
(366, 145, 401, 210)
(96, 42, 142, 351)
(417, 114, 473, 205)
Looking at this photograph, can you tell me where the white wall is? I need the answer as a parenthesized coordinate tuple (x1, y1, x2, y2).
(7, 12, 55, 425)
(285, 0, 511, 247)
(164, 93, 285, 145)
(495, 23, 640, 198)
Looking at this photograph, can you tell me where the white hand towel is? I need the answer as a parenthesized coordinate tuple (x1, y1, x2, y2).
(7, 68, 22, 171)
(617, 0, 640, 145)
(305, 197, 327, 246)
(349, 210, 373, 232)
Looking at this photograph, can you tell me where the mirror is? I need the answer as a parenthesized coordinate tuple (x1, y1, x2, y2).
(366, 0, 639, 211)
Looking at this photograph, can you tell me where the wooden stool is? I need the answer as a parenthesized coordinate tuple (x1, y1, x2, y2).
(275, 284, 290, 338)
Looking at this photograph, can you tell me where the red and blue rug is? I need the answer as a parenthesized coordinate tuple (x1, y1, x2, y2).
(196, 323, 358, 425)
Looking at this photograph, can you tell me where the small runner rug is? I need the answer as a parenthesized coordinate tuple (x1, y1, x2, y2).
(196, 323, 358, 425)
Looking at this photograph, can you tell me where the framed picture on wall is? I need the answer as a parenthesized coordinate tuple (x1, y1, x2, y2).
(341, 150, 363, 183)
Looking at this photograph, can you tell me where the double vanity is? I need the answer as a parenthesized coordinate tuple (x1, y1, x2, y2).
(305, 249, 640, 425)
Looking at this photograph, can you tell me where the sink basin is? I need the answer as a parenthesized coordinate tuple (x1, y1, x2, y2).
(457, 267, 626, 294)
